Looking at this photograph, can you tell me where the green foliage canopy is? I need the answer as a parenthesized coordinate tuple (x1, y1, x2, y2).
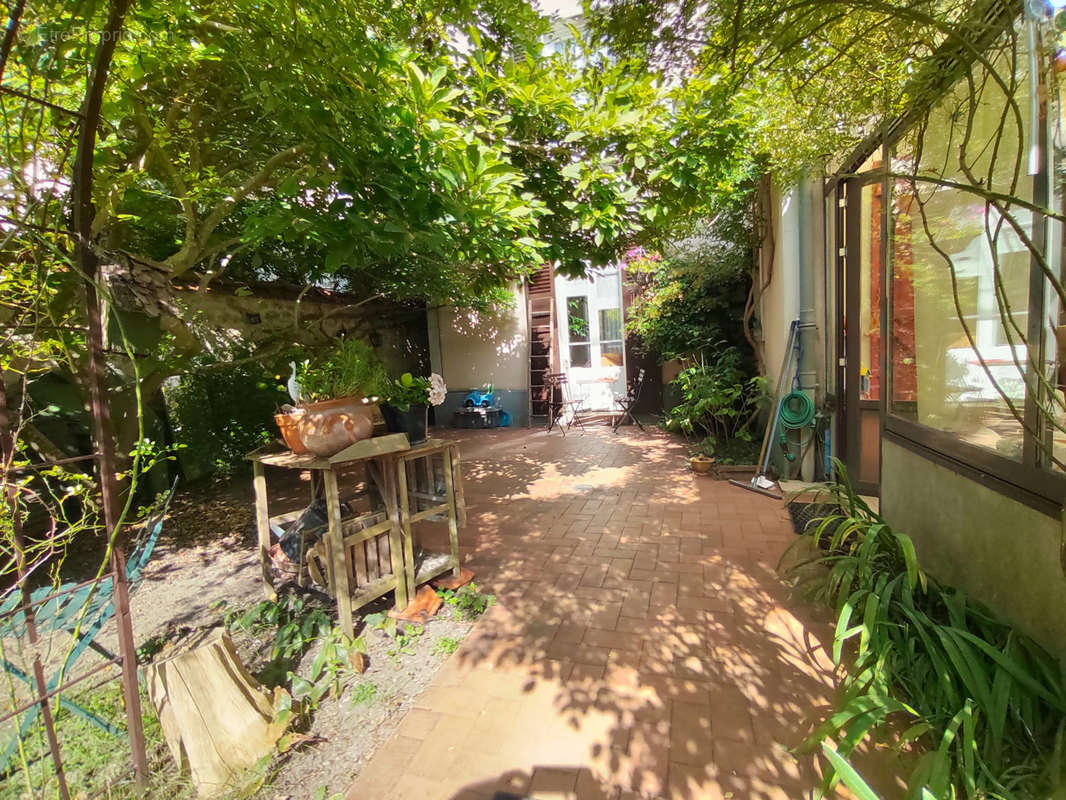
(5, 0, 744, 313)
(625, 195, 757, 362)
(587, 0, 977, 177)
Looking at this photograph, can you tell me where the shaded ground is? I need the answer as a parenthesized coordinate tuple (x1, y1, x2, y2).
(128, 464, 487, 798)
(255, 599, 476, 798)
(5, 424, 904, 798)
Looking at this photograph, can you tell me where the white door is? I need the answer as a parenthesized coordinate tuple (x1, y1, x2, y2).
(555, 269, 626, 410)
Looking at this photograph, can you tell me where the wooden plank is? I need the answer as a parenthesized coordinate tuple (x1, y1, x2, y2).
(394, 456, 416, 606)
(365, 536, 380, 581)
(341, 520, 394, 545)
(324, 470, 354, 638)
(247, 434, 411, 469)
(249, 448, 330, 470)
(348, 544, 359, 586)
(422, 454, 433, 513)
(328, 433, 409, 464)
(409, 490, 445, 503)
(351, 517, 368, 589)
(442, 447, 461, 578)
(408, 505, 450, 524)
(404, 459, 418, 515)
(379, 532, 392, 579)
(349, 574, 399, 611)
(450, 445, 467, 528)
(252, 462, 277, 602)
(399, 439, 456, 462)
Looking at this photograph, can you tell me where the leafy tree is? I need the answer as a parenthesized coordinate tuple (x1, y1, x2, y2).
(587, 0, 971, 176)
(4, 0, 734, 459)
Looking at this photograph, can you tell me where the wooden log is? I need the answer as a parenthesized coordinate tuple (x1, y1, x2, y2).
(145, 629, 287, 797)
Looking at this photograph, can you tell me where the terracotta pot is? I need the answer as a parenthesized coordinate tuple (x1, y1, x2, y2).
(274, 409, 308, 453)
(275, 397, 376, 456)
(689, 455, 715, 475)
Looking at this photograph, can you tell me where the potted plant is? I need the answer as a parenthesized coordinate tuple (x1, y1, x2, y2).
(274, 339, 389, 456)
(664, 347, 770, 478)
(689, 439, 716, 475)
(380, 372, 447, 444)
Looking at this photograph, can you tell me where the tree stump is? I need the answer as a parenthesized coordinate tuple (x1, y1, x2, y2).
(145, 628, 288, 797)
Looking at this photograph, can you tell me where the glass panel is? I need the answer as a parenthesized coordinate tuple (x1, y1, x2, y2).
(858, 182, 883, 401)
(856, 147, 883, 174)
(1045, 49, 1066, 470)
(601, 341, 623, 367)
(594, 271, 621, 306)
(570, 344, 591, 368)
(567, 296, 590, 343)
(889, 42, 1031, 462)
(599, 307, 622, 342)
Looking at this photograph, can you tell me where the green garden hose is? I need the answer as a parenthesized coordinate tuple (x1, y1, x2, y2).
(778, 390, 815, 430)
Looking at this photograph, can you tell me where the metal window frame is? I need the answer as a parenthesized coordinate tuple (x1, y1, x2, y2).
(868, 17, 1066, 517)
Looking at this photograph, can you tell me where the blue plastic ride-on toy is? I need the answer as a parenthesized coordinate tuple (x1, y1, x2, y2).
(464, 384, 496, 408)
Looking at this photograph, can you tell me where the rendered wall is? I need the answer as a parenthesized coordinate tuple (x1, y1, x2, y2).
(760, 177, 828, 479)
(427, 283, 530, 427)
(881, 439, 1066, 663)
(170, 287, 429, 376)
(760, 182, 802, 390)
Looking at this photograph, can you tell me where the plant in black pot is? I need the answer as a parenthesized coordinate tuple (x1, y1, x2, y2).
(381, 372, 446, 444)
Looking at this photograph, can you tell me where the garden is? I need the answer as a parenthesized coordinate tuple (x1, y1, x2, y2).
(3, 0, 1066, 798)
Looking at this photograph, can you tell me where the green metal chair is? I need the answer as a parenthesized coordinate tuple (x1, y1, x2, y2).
(0, 478, 178, 768)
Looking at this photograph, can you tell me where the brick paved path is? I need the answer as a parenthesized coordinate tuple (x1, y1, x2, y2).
(346, 427, 879, 800)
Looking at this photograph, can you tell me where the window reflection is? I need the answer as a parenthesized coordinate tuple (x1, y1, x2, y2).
(889, 45, 1031, 462)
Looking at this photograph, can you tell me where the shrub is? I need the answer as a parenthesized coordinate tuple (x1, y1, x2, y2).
(663, 346, 768, 446)
(785, 463, 1066, 799)
(164, 350, 287, 478)
(436, 583, 494, 621)
(297, 338, 389, 402)
(625, 199, 756, 362)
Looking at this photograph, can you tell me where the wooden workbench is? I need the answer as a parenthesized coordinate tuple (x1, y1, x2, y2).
(247, 435, 465, 637)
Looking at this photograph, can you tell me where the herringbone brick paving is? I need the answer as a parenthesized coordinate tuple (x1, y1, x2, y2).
(346, 427, 898, 800)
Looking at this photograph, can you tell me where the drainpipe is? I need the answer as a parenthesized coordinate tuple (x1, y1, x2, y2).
(795, 177, 820, 480)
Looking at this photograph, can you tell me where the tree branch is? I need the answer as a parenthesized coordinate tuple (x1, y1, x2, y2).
(177, 143, 310, 274)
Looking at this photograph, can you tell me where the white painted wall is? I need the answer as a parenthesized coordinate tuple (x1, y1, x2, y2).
(427, 283, 529, 392)
(760, 181, 803, 389)
(759, 176, 829, 480)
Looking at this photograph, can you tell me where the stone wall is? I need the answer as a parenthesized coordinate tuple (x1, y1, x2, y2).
(171, 284, 429, 375)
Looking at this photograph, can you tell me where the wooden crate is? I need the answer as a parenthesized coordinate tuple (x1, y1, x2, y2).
(307, 510, 398, 608)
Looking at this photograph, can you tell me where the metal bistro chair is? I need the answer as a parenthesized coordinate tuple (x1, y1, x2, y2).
(613, 367, 647, 432)
(546, 372, 587, 435)
(0, 478, 178, 768)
